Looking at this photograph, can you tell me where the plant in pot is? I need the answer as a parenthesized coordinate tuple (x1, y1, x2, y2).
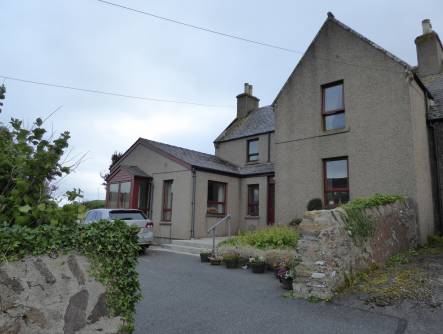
(223, 253, 240, 269)
(200, 249, 212, 263)
(209, 255, 223, 265)
(277, 268, 294, 290)
(249, 256, 266, 273)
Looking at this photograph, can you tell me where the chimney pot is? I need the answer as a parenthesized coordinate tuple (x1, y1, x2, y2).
(236, 83, 259, 118)
(422, 19, 433, 34)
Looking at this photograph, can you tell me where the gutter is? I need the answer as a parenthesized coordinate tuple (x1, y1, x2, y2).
(191, 168, 196, 239)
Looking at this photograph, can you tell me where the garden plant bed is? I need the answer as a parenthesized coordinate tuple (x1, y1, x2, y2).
(335, 237, 443, 334)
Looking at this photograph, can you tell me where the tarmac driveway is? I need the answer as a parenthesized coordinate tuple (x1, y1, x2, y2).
(135, 250, 405, 334)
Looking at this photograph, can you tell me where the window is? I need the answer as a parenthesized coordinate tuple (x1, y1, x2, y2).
(162, 180, 173, 221)
(109, 210, 147, 221)
(323, 158, 349, 207)
(322, 81, 345, 130)
(207, 181, 226, 215)
(247, 184, 259, 216)
(247, 139, 259, 162)
(108, 183, 119, 208)
(138, 180, 152, 215)
(119, 182, 131, 208)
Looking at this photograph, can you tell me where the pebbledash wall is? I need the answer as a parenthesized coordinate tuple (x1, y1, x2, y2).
(293, 200, 418, 299)
(274, 17, 435, 244)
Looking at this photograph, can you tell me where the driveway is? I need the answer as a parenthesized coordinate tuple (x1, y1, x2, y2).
(135, 250, 405, 334)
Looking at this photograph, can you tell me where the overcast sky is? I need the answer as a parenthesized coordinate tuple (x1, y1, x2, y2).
(1, 0, 442, 201)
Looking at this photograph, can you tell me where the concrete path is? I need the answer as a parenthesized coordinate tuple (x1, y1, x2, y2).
(135, 250, 405, 334)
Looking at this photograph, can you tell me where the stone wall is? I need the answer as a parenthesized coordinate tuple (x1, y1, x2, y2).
(0, 253, 123, 334)
(293, 200, 418, 299)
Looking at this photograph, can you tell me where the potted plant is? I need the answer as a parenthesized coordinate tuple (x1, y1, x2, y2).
(277, 268, 294, 290)
(209, 255, 223, 265)
(200, 249, 212, 263)
(249, 256, 266, 273)
(223, 253, 240, 269)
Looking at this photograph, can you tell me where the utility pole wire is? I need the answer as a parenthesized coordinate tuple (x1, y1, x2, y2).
(0, 75, 233, 109)
(95, 0, 299, 54)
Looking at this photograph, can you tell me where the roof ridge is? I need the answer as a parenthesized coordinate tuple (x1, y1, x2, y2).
(140, 137, 216, 158)
(326, 13, 412, 70)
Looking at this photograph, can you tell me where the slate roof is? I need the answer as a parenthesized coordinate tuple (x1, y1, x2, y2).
(139, 138, 273, 176)
(420, 73, 443, 120)
(214, 106, 274, 143)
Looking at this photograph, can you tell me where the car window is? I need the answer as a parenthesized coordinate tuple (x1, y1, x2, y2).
(109, 210, 146, 220)
(84, 211, 95, 224)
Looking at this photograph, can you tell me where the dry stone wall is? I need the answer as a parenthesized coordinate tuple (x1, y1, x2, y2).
(0, 253, 123, 334)
(293, 200, 418, 299)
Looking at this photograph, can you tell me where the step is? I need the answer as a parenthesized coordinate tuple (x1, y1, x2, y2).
(159, 243, 207, 255)
(171, 238, 227, 249)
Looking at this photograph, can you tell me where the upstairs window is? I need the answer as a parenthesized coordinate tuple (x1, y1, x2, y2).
(207, 181, 226, 215)
(162, 180, 173, 221)
(322, 81, 345, 131)
(247, 139, 259, 162)
(247, 184, 259, 216)
(323, 158, 349, 207)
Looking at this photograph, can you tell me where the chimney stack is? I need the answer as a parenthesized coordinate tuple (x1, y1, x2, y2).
(236, 83, 259, 119)
(415, 19, 443, 77)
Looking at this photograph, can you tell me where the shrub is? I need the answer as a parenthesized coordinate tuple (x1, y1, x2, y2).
(220, 226, 299, 250)
(288, 218, 302, 227)
(307, 198, 323, 211)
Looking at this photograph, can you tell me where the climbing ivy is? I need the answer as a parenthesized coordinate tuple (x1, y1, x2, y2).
(0, 219, 141, 332)
(340, 193, 405, 243)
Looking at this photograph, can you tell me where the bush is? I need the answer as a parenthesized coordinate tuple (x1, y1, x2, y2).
(307, 198, 323, 211)
(220, 226, 299, 250)
(0, 220, 141, 332)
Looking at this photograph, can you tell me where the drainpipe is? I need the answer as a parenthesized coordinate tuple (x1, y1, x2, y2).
(191, 168, 196, 239)
(430, 121, 443, 234)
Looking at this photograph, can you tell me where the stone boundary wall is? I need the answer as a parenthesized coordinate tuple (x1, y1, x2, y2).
(293, 200, 418, 299)
(0, 254, 123, 334)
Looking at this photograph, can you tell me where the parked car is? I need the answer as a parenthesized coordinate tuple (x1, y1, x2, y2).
(83, 209, 154, 251)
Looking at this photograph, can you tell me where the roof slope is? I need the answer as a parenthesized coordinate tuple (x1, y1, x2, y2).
(421, 73, 443, 119)
(139, 138, 273, 176)
(214, 106, 274, 143)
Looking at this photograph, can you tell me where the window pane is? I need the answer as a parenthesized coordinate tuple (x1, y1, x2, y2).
(119, 182, 131, 208)
(162, 180, 173, 221)
(324, 113, 345, 130)
(248, 140, 258, 154)
(248, 185, 259, 216)
(207, 181, 226, 214)
(325, 191, 349, 207)
(108, 183, 119, 208)
(325, 159, 348, 189)
(324, 84, 343, 112)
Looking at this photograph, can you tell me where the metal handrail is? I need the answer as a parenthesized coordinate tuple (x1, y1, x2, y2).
(207, 214, 231, 255)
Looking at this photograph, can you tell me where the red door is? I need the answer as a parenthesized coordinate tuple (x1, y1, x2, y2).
(267, 177, 275, 225)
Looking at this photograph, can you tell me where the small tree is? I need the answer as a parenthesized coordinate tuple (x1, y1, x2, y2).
(101, 151, 123, 185)
(0, 88, 82, 226)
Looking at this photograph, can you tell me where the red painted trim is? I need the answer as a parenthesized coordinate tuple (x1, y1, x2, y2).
(207, 181, 227, 215)
(267, 176, 275, 225)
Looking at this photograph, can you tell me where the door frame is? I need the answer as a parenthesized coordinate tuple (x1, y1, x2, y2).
(267, 176, 275, 225)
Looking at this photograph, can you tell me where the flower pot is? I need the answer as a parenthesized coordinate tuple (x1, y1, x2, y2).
(224, 258, 239, 269)
(238, 257, 249, 267)
(200, 253, 211, 263)
(280, 278, 293, 290)
(250, 262, 266, 273)
(209, 258, 222, 265)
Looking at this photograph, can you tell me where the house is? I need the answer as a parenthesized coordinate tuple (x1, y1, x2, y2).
(106, 13, 443, 243)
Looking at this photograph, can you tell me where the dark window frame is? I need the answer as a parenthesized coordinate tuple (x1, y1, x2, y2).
(247, 138, 259, 162)
(322, 80, 345, 131)
(162, 180, 173, 222)
(323, 157, 349, 208)
(207, 181, 227, 215)
(247, 184, 260, 217)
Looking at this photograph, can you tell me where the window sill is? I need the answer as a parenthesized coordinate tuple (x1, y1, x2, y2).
(320, 127, 350, 137)
(206, 213, 226, 218)
(246, 161, 260, 165)
(160, 221, 172, 225)
(245, 215, 259, 220)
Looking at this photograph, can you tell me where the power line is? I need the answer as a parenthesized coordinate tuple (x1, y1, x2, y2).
(94, 0, 408, 75)
(0, 75, 232, 108)
(95, 0, 299, 54)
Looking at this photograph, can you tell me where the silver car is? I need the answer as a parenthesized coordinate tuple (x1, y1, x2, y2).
(83, 209, 154, 250)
